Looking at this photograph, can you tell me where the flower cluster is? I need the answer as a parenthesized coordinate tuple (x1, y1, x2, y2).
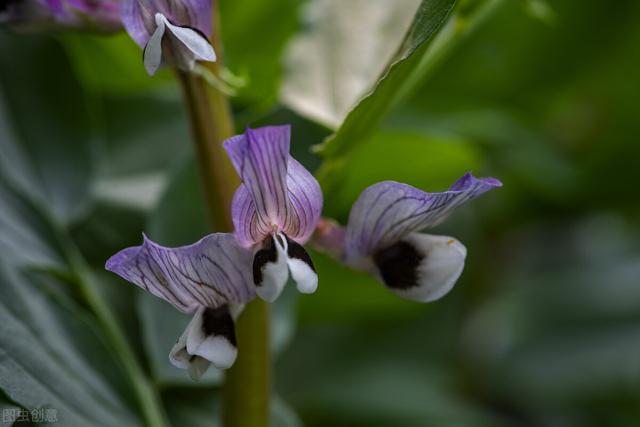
(106, 125, 501, 379)
(106, 125, 323, 379)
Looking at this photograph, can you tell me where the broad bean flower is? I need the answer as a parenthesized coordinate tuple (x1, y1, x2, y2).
(121, 0, 216, 75)
(314, 173, 501, 302)
(106, 125, 322, 378)
(1, 0, 122, 31)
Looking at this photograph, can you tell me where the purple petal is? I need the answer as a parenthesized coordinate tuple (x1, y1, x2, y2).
(121, 0, 150, 47)
(231, 184, 268, 247)
(282, 157, 323, 243)
(344, 173, 502, 261)
(182, 0, 211, 36)
(225, 126, 322, 245)
(122, 0, 211, 48)
(106, 233, 255, 313)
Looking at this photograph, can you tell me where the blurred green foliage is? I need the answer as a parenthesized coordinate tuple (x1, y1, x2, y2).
(1, 0, 640, 426)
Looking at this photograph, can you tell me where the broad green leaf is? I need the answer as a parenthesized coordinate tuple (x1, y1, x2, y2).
(312, 0, 457, 159)
(0, 183, 63, 269)
(0, 260, 141, 427)
(0, 393, 21, 427)
(0, 33, 163, 426)
(0, 32, 94, 223)
(281, 0, 422, 128)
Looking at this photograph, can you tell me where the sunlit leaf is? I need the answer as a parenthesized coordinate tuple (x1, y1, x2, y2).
(313, 0, 457, 157)
(281, 0, 422, 128)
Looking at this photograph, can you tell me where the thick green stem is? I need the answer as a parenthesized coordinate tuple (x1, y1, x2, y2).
(175, 5, 271, 426)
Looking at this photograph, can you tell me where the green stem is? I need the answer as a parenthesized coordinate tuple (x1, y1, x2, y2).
(54, 228, 168, 427)
(174, 4, 271, 426)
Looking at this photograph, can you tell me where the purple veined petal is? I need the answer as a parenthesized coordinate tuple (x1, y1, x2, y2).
(231, 184, 271, 248)
(122, 0, 211, 48)
(283, 157, 323, 243)
(106, 233, 255, 313)
(344, 172, 502, 261)
(182, 0, 211, 36)
(121, 0, 150, 47)
(226, 126, 323, 245)
(225, 126, 290, 235)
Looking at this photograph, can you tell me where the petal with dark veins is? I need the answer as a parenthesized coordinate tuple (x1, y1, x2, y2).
(345, 173, 501, 262)
(105, 233, 255, 313)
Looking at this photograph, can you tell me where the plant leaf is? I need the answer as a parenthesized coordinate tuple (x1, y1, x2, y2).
(0, 32, 94, 223)
(281, 0, 422, 128)
(311, 0, 457, 157)
(0, 260, 142, 426)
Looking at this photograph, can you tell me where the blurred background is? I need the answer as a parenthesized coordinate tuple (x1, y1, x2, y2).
(1, 0, 640, 426)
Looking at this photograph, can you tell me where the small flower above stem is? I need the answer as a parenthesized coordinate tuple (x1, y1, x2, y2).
(121, 0, 216, 75)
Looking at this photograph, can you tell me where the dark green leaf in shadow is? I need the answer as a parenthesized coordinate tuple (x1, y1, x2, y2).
(0, 262, 142, 427)
(0, 32, 93, 223)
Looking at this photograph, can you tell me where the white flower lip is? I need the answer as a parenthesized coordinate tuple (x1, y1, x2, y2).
(142, 12, 216, 76)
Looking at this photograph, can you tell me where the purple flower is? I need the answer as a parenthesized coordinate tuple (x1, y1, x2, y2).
(224, 125, 323, 302)
(314, 173, 501, 302)
(121, 0, 216, 75)
(1, 0, 122, 31)
(106, 125, 322, 378)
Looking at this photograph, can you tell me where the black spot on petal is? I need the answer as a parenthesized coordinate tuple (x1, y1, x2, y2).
(202, 306, 236, 346)
(285, 235, 315, 272)
(252, 236, 277, 286)
(373, 240, 423, 290)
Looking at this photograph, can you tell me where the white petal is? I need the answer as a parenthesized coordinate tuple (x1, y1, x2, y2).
(168, 312, 212, 379)
(162, 15, 216, 62)
(254, 234, 290, 302)
(284, 237, 318, 294)
(185, 306, 238, 370)
(375, 233, 467, 303)
(143, 13, 166, 76)
(287, 258, 318, 294)
(190, 335, 237, 370)
(168, 325, 191, 369)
